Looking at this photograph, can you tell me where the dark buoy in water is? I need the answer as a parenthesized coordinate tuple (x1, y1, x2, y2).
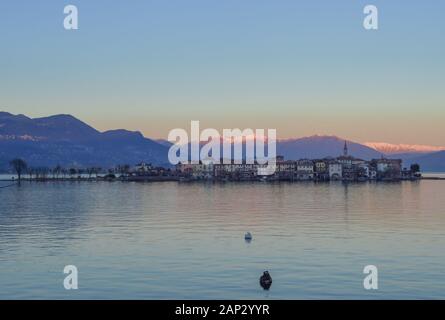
(244, 232, 252, 243)
(259, 271, 272, 290)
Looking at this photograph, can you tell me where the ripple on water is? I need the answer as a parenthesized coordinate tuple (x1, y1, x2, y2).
(0, 181, 444, 299)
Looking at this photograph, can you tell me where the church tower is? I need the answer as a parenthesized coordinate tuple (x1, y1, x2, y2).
(343, 140, 348, 157)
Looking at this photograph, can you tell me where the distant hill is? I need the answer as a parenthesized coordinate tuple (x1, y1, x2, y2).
(1, 111, 443, 172)
(155, 139, 173, 147)
(178, 135, 383, 161)
(277, 135, 383, 160)
(398, 151, 445, 172)
(0, 112, 99, 142)
(364, 141, 445, 154)
(0, 112, 169, 170)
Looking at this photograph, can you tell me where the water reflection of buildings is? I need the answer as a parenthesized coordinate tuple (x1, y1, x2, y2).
(176, 141, 419, 182)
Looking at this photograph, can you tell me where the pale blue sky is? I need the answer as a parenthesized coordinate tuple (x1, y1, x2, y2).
(0, 1, 444, 144)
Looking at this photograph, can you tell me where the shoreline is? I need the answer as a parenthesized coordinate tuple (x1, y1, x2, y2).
(2, 176, 444, 183)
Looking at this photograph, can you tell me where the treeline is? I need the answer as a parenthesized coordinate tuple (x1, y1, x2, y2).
(7, 158, 134, 181)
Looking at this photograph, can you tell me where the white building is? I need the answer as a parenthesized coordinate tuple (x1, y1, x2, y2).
(369, 167, 377, 179)
(329, 162, 342, 180)
(132, 162, 152, 173)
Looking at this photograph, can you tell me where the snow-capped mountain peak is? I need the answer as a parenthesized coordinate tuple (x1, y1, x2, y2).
(364, 142, 445, 154)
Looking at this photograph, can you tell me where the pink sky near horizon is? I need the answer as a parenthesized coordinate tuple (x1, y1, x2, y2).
(88, 114, 445, 147)
(1, 2, 444, 147)
(3, 108, 444, 148)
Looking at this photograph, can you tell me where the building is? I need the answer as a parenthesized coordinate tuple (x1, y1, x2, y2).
(329, 162, 342, 180)
(371, 158, 402, 180)
(277, 160, 296, 180)
(174, 143, 406, 182)
(314, 159, 329, 181)
(296, 160, 314, 180)
(133, 162, 152, 174)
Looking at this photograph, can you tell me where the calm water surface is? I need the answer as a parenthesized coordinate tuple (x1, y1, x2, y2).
(0, 181, 444, 299)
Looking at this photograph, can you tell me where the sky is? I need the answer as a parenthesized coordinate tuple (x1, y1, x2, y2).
(0, 0, 444, 145)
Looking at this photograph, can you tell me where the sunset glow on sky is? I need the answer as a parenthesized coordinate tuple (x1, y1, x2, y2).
(1, 1, 444, 145)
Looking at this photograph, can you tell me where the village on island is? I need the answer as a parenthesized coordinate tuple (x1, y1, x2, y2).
(174, 141, 420, 182)
(6, 142, 421, 183)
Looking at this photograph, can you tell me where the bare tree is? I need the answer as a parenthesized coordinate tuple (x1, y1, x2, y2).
(86, 167, 95, 179)
(39, 167, 50, 180)
(93, 167, 102, 178)
(10, 158, 27, 182)
(410, 163, 420, 173)
(117, 164, 130, 177)
(77, 168, 85, 178)
(69, 168, 77, 178)
(53, 165, 62, 179)
(27, 167, 34, 180)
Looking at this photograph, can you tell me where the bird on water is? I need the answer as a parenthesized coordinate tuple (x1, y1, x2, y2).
(259, 271, 272, 290)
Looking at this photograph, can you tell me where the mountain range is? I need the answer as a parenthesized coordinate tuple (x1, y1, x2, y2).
(0, 112, 169, 170)
(1, 111, 444, 172)
(363, 142, 445, 154)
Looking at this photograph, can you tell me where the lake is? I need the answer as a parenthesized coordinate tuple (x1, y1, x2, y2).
(0, 181, 444, 299)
